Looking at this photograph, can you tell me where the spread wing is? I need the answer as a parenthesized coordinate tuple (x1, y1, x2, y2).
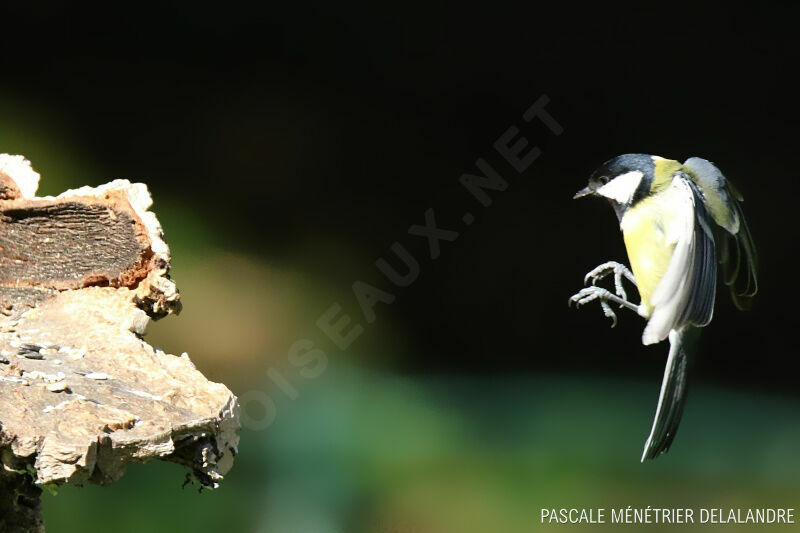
(683, 157, 758, 309)
(642, 176, 717, 345)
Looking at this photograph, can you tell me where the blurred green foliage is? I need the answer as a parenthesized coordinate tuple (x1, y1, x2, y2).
(42, 369, 800, 532)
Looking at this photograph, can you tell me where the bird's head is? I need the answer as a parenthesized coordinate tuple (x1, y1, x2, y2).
(574, 154, 680, 219)
(574, 153, 654, 203)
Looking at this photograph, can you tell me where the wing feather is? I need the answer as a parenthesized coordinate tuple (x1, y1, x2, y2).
(683, 157, 758, 308)
(679, 183, 716, 327)
(724, 190, 758, 308)
(643, 177, 716, 344)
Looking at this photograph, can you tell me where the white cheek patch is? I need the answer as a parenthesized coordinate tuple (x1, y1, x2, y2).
(597, 170, 644, 204)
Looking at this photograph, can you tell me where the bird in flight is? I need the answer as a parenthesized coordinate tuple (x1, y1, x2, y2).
(570, 154, 757, 461)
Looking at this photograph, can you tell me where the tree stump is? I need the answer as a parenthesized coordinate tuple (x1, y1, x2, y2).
(0, 155, 240, 532)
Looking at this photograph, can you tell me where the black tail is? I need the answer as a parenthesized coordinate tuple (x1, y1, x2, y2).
(641, 329, 690, 461)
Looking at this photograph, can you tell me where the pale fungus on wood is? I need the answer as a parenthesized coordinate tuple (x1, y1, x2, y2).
(0, 155, 240, 532)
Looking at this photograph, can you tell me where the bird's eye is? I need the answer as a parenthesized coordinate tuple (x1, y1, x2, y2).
(599, 176, 610, 185)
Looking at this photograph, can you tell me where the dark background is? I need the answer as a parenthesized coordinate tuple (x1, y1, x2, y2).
(4, 3, 800, 532)
(1, 4, 797, 393)
(9, 2, 790, 386)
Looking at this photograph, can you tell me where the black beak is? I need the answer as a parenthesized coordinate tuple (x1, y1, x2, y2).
(573, 185, 594, 199)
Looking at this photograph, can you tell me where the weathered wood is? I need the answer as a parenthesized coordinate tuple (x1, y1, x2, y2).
(0, 155, 240, 532)
(0, 200, 149, 289)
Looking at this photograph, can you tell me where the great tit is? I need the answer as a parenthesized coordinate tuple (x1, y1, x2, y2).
(569, 154, 757, 461)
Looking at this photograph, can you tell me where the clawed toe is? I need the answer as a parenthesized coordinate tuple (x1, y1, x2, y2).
(583, 261, 636, 302)
(569, 284, 639, 326)
(600, 300, 618, 328)
(570, 286, 606, 306)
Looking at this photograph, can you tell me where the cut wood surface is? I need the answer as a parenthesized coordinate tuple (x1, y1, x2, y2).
(0, 155, 240, 532)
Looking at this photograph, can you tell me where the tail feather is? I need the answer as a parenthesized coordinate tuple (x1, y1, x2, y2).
(641, 329, 690, 461)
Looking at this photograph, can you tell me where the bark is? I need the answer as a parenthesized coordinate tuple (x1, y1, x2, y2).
(0, 155, 240, 532)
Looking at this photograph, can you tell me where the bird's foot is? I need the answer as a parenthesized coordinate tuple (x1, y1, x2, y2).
(583, 261, 636, 302)
(569, 286, 639, 328)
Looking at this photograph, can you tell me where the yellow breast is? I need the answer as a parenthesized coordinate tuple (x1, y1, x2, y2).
(620, 192, 681, 316)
